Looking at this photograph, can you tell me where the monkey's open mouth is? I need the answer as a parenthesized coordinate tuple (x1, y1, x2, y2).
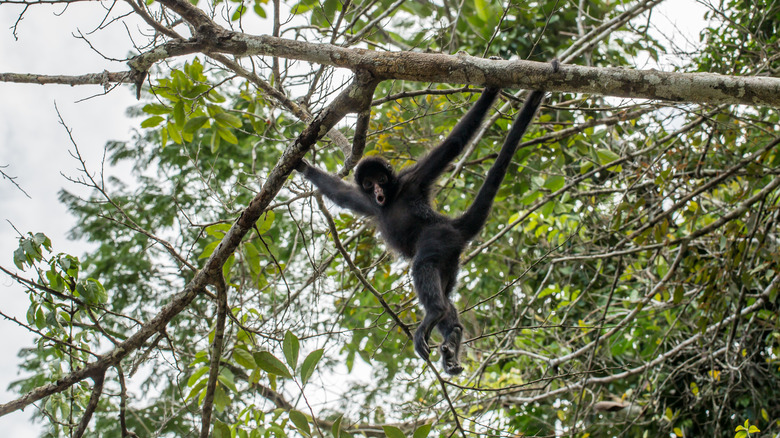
(376, 195, 386, 205)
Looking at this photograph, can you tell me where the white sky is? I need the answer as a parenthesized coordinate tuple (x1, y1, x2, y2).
(0, 1, 708, 436)
(0, 4, 137, 435)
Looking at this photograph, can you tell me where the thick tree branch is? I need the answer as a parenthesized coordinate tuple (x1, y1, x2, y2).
(222, 35, 780, 106)
(3, 30, 780, 107)
(0, 71, 133, 86)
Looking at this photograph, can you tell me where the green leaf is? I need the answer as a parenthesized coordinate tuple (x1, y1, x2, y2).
(331, 414, 343, 438)
(217, 371, 238, 393)
(83, 278, 107, 304)
(187, 366, 209, 387)
(143, 103, 170, 115)
(199, 241, 220, 259)
(473, 0, 488, 21)
(167, 124, 183, 144)
(412, 424, 431, 438)
(183, 115, 209, 133)
(173, 101, 185, 127)
(231, 4, 247, 21)
(217, 125, 239, 144)
(543, 175, 565, 192)
(735, 432, 746, 438)
(596, 148, 620, 165)
(673, 286, 683, 304)
(253, 351, 292, 378)
(214, 111, 243, 128)
(322, 0, 338, 20)
(213, 420, 231, 438)
(210, 130, 221, 153)
(141, 116, 165, 128)
(76, 282, 93, 303)
(185, 379, 207, 401)
(289, 410, 311, 436)
(580, 161, 594, 174)
(205, 223, 232, 237)
(256, 211, 275, 234)
(383, 425, 406, 438)
(233, 347, 257, 369)
(300, 348, 324, 385)
(291, 0, 318, 14)
(33, 232, 50, 249)
(283, 331, 300, 369)
(13, 247, 25, 269)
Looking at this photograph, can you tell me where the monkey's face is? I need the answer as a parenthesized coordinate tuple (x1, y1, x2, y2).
(361, 172, 389, 206)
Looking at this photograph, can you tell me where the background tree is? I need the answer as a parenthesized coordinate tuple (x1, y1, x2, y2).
(1, 0, 779, 437)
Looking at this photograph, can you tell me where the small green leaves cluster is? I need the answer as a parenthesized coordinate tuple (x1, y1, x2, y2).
(9, 233, 109, 430)
(735, 419, 761, 438)
(186, 330, 324, 435)
(216, 0, 269, 21)
(14, 232, 107, 334)
(141, 58, 244, 152)
(199, 212, 276, 285)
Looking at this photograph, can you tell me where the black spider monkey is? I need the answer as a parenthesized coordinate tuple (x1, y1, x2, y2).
(296, 62, 557, 374)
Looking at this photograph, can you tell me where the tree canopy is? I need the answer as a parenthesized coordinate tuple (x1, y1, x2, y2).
(1, 0, 779, 437)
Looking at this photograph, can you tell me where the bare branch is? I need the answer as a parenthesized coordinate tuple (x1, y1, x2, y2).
(200, 277, 228, 438)
(74, 371, 105, 438)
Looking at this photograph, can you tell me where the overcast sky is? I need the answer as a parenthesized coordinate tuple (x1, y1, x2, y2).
(0, 4, 137, 435)
(0, 1, 707, 436)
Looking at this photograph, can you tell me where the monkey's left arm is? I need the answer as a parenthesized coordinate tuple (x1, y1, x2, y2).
(297, 161, 378, 217)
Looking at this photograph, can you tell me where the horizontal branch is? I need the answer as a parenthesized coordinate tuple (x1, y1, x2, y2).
(0, 71, 133, 86)
(213, 34, 780, 107)
(3, 31, 779, 107)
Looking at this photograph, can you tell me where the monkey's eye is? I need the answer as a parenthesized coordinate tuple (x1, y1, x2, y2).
(362, 180, 373, 190)
(377, 174, 387, 184)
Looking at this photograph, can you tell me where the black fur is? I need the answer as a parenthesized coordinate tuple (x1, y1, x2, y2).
(298, 71, 555, 374)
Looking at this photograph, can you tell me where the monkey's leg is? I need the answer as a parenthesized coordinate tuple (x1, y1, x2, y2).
(436, 263, 465, 375)
(411, 260, 447, 361)
(436, 304, 464, 375)
(412, 227, 465, 373)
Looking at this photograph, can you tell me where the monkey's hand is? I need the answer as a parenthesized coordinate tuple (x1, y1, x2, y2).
(413, 329, 431, 360)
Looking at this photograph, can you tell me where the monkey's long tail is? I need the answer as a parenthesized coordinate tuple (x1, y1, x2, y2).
(454, 60, 559, 241)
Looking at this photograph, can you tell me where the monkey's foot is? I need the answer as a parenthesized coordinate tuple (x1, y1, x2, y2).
(442, 360, 463, 375)
(440, 326, 463, 375)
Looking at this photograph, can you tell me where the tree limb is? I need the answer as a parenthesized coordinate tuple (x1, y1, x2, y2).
(3, 20, 780, 107)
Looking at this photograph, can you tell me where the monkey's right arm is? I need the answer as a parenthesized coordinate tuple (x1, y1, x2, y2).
(297, 161, 378, 216)
(408, 87, 500, 188)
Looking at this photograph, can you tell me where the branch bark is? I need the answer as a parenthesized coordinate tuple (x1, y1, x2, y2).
(200, 277, 228, 438)
(2, 0, 779, 107)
